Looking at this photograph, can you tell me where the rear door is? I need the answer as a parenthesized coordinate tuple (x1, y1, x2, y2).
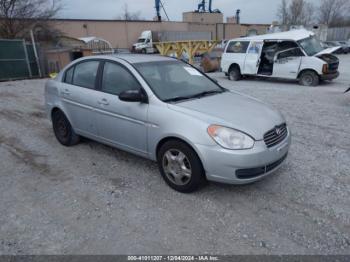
(243, 41, 263, 74)
(221, 40, 250, 73)
(272, 48, 303, 79)
(60, 60, 100, 137)
(94, 61, 149, 156)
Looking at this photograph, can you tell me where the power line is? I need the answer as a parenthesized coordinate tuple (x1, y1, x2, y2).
(160, 0, 170, 21)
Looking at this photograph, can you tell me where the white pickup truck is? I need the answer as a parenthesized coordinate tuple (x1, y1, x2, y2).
(221, 29, 340, 86)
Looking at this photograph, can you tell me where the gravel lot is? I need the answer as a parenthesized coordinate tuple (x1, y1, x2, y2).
(0, 55, 349, 255)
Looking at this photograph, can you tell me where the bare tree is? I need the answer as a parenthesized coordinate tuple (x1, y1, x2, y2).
(288, 0, 306, 25)
(303, 2, 316, 25)
(0, 0, 61, 39)
(277, 0, 289, 25)
(277, 0, 316, 26)
(116, 3, 143, 21)
(318, 0, 350, 25)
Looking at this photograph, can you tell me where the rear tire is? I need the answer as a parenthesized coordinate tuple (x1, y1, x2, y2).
(228, 65, 242, 81)
(52, 110, 80, 146)
(157, 140, 206, 193)
(299, 70, 319, 86)
(141, 49, 147, 54)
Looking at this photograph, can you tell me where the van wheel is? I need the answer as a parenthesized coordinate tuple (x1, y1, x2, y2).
(142, 49, 147, 54)
(52, 110, 80, 146)
(228, 65, 242, 81)
(157, 140, 206, 193)
(299, 71, 319, 86)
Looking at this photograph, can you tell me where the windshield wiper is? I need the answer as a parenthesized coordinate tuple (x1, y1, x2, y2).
(164, 89, 225, 103)
(190, 90, 225, 98)
(163, 96, 195, 103)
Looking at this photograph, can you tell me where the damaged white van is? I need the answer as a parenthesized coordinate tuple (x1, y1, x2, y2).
(221, 29, 340, 86)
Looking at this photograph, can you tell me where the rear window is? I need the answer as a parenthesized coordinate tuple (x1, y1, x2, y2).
(226, 41, 250, 53)
(72, 61, 99, 89)
(64, 66, 74, 84)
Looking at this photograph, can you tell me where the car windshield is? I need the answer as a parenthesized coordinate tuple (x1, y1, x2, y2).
(137, 38, 146, 43)
(134, 60, 225, 102)
(298, 37, 324, 56)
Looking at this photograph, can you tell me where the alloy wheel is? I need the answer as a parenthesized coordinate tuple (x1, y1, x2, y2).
(162, 149, 192, 186)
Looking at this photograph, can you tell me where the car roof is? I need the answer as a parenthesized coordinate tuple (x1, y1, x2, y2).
(230, 29, 315, 42)
(83, 54, 176, 64)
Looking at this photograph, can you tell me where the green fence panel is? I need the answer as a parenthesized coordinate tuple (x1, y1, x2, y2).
(0, 39, 40, 81)
(0, 39, 26, 60)
(0, 60, 29, 80)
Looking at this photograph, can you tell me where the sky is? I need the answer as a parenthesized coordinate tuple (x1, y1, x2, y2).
(57, 0, 284, 24)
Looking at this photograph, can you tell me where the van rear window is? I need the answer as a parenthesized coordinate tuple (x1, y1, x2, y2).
(226, 41, 250, 53)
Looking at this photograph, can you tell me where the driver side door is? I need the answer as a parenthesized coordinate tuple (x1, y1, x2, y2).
(273, 48, 304, 79)
(94, 61, 149, 156)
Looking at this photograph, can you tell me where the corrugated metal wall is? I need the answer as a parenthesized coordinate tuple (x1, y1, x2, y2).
(327, 27, 350, 41)
(0, 39, 39, 81)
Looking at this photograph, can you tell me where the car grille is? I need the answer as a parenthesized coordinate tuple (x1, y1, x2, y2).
(328, 62, 339, 73)
(263, 123, 288, 148)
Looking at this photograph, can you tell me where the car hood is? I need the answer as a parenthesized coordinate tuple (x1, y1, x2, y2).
(315, 47, 341, 56)
(168, 91, 285, 140)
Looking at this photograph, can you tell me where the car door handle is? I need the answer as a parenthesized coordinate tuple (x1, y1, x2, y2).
(62, 89, 71, 95)
(98, 98, 109, 106)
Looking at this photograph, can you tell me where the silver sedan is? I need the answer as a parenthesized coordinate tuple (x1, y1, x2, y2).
(45, 54, 291, 193)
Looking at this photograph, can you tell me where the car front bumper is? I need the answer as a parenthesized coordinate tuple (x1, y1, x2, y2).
(195, 131, 291, 184)
(321, 71, 339, 81)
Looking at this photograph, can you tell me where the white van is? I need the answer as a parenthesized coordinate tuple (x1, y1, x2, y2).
(221, 29, 340, 86)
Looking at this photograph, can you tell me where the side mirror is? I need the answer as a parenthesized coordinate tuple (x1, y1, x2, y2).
(119, 89, 148, 103)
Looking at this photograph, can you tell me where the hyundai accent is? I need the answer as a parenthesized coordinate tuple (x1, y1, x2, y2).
(45, 54, 291, 193)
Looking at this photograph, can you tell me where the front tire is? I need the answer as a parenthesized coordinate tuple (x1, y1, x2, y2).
(157, 140, 206, 193)
(228, 65, 242, 81)
(52, 110, 80, 146)
(299, 70, 319, 86)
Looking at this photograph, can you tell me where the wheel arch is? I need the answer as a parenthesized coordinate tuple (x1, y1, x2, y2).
(297, 68, 320, 79)
(51, 107, 62, 120)
(155, 136, 206, 171)
(228, 63, 241, 73)
(50, 106, 74, 127)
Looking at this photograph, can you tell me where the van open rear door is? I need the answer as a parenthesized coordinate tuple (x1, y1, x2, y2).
(243, 41, 263, 75)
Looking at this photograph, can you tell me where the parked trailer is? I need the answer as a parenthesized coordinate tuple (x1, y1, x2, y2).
(132, 30, 212, 54)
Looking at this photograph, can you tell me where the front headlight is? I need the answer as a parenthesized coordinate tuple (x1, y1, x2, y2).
(207, 125, 255, 150)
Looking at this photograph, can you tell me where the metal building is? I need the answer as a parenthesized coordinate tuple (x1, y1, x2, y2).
(79, 37, 113, 54)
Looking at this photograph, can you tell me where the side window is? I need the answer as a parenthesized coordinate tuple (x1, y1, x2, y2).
(278, 41, 299, 50)
(248, 42, 263, 54)
(64, 66, 74, 84)
(226, 41, 249, 53)
(278, 48, 304, 60)
(101, 62, 141, 96)
(72, 61, 99, 89)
